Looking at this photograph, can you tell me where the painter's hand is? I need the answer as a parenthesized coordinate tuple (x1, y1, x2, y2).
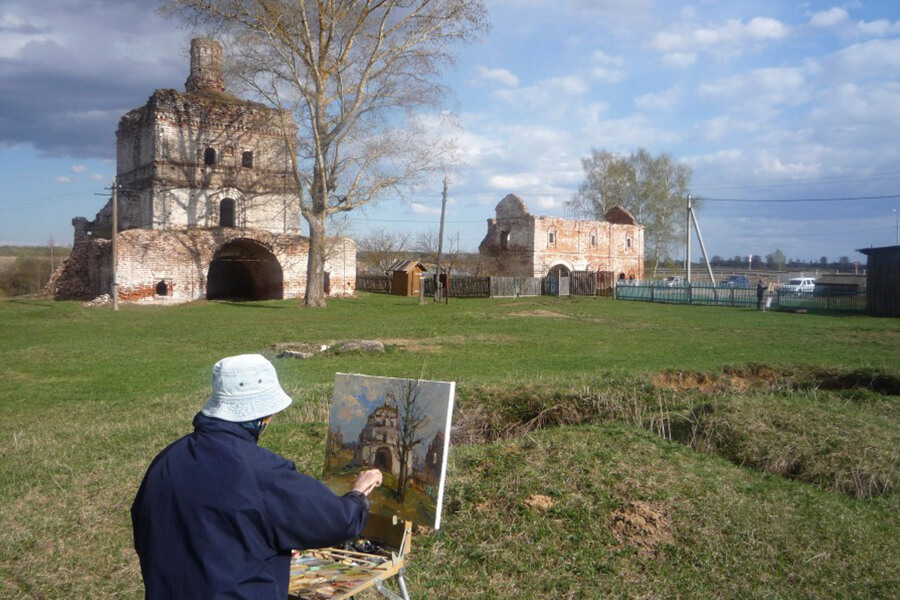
(352, 469, 383, 496)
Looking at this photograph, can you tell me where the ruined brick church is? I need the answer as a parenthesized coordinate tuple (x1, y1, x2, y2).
(54, 38, 355, 303)
(479, 194, 644, 281)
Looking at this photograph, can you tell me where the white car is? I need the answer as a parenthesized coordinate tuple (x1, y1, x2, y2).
(781, 277, 815, 294)
(663, 276, 685, 287)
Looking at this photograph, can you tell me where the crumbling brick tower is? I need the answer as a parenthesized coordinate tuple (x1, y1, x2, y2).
(55, 38, 356, 303)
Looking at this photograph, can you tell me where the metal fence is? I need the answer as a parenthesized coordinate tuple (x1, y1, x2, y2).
(616, 281, 866, 313)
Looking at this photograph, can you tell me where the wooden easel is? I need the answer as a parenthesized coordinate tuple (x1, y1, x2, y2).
(289, 513, 413, 600)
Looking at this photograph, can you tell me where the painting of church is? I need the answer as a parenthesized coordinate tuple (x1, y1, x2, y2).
(323, 373, 455, 529)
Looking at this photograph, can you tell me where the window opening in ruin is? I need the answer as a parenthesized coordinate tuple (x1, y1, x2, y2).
(548, 231, 556, 245)
(220, 198, 236, 228)
(242, 151, 254, 168)
(500, 231, 509, 250)
(590, 232, 597, 246)
(627, 237, 632, 249)
(204, 147, 216, 165)
(156, 281, 168, 296)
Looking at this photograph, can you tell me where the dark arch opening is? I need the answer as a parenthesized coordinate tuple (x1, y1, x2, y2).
(155, 281, 168, 296)
(374, 447, 392, 471)
(220, 198, 235, 228)
(548, 264, 571, 278)
(207, 239, 283, 301)
(204, 147, 216, 165)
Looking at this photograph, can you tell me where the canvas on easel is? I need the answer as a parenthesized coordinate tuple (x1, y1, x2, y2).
(289, 373, 455, 600)
(323, 373, 455, 529)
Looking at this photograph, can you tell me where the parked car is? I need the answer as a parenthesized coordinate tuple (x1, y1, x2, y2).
(781, 277, 815, 294)
(663, 276, 685, 287)
(719, 275, 750, 288)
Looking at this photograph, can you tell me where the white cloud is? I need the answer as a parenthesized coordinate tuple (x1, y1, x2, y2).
(535, 196, 560, 210)
(661, 52, 697, 68)
(55, 176, 71, 184)
(90, 173, 105, 181)
(544, 75, 589, 95)
(411, 202, 442, 216)
(825, 38, 900, 82)
(487, 173, 543, 191)
(592, 50, 624, 67)
(635, 84, 683, 113)
(698, 67, 809, 110)
(70, 165, 86, 173)
(652, 16, 790, 57)
(855, 19, 900, 37)
(809, 8, 848, 28)
(753, 150, 822, 179)
(490, 73, 589, 114)
(591, 66, 626, 84)
(695, 116, 758, 142)
(474, 65, 519, 88)
(583, 114, 682, 149)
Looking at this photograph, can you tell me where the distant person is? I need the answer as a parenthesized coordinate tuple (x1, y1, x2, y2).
(132, 354, 382, 600)
(756, 279, 766, 310)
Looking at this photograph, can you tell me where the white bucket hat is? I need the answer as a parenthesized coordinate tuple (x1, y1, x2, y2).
(201, 354, 292, 422)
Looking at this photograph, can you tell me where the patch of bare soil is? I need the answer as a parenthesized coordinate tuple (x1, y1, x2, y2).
(523, 494, 555, 512)
(654, 365, 783, 393)
(607, 500, 674, 558)
(508, 309, 570, 319)
(653, 371, 723, 393)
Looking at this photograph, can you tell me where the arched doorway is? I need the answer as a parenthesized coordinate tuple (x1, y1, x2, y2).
(374, 447, 393, 472)
(546, 263, 571, 296)
(548, 264, 571, 278)
(207, 239, 284, 300)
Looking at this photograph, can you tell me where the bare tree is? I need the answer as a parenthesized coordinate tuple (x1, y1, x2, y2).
(357, 229, 412, 274)
(414, 228, 461, 273)
(160, 0, 488, 306)
(391, 379, 429, 503)
(567, 147, 692, 277)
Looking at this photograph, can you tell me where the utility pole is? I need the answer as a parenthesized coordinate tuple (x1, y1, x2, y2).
(111, 179, 119, 311)
(434, 175, 448, 302)
(893, 209, 899, 246)
(685, 193, 692, 283)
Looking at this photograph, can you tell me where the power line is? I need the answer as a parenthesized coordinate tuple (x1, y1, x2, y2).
(701, 194, 900, 203)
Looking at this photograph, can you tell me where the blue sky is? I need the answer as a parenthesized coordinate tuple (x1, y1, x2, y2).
(1, 1, 899, 265)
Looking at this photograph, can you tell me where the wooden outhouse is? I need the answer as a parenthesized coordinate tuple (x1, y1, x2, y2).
(858, 246, 900, 317)
(388, 260, 428, 296)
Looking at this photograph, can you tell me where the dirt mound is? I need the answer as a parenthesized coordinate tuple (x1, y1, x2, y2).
(608, 501, 674, 557)
(653, 371, 722, 393)
(523, 494, 555, 512)
(654, 365, 784, 394)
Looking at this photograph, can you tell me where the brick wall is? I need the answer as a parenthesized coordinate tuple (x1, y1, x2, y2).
(479, 194, 644, 279)
(54, 229, 355, 304)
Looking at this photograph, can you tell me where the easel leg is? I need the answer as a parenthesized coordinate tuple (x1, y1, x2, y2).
(397, 572, 410, 600)
(374, 568, 410, 600)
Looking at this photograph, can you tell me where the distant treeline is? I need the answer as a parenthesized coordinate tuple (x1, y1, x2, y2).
(0, 245, 71, 297)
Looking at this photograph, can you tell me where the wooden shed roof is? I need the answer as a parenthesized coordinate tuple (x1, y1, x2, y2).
(387, 260, 427, 273)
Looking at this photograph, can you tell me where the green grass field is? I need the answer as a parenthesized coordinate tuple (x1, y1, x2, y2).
(0, 294, 898, 599)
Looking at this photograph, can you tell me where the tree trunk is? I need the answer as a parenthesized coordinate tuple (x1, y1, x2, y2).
(304, 211, 327, 307)
(652, 235, 662, 278)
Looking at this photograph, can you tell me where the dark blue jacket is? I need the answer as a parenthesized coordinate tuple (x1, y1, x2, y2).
(131, 413, 369, 600)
